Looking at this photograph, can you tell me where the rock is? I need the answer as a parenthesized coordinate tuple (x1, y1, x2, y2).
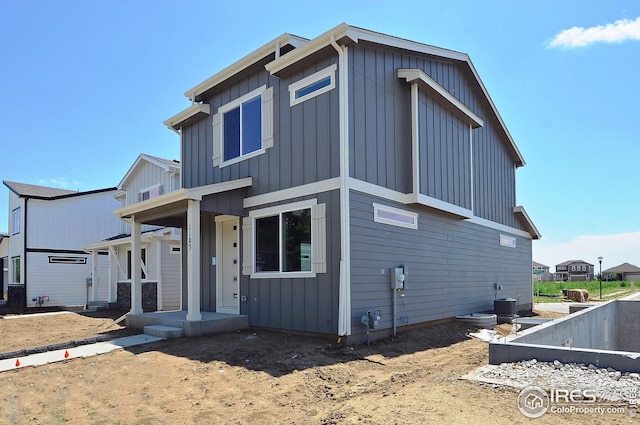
(553, 360, 562, 369)
(629, 373, 639, 380)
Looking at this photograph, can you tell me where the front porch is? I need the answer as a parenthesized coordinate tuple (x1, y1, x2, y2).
(127, 310, 248, 337)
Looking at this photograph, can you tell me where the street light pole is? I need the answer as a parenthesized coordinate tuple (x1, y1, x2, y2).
(598, 256, 603, 300)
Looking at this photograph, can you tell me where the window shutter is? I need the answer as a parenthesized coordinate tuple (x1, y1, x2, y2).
(262, 87, 274, 149)
(137, 192, 142, 202)
(311, 203, 326, 273)
(158, 184, 164, 196)
(242, 217, 253, 275)
(212, 112, 222, 166)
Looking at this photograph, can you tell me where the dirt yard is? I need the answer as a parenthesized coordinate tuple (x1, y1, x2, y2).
(0, 308, 636, 425)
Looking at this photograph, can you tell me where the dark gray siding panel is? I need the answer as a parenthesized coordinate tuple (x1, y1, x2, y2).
(348, 43, 522, 229)
(200, 212, 217, 311)
(239, 189, 341, 335)
(349, 190, 531, 336)
(180, 56, 341, 197)
(419, 91, 471, 209)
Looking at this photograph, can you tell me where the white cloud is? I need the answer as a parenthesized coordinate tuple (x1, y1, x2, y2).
(37, 178, 82, 189)
(548, 16, 640, 48)
(533, 231, 640, 271)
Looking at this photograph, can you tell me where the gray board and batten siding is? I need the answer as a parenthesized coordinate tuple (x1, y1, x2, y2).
(176, 30, 532, 338)
(347, 43, 521, 230)
(349, 191, 532, 335)
(181, 53, 341, 195)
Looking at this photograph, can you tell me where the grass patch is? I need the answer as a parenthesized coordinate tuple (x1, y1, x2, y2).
(533, 280, 639, 302)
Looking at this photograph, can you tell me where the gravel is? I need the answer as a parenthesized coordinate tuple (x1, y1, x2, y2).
(466, 359, 640, 404)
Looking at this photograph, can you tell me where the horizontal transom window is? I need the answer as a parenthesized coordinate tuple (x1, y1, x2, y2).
(373, 203, 418, 229)
(289, 64, 337, 106)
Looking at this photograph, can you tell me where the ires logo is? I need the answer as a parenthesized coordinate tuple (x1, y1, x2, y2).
(549, 389, 597, 403)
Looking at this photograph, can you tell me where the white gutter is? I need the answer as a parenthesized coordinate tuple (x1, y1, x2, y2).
(330, 36, 351, 337)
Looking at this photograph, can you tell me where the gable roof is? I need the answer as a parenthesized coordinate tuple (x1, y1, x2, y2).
(3, 181, 117, 200)
(602, 263, 640, 274)
(118, 153, 180, 189)
(265, 23, 525, 167)
(532, 261, 549, 268)
(556, 260, 594, 267)
(166, 23, 525, 167)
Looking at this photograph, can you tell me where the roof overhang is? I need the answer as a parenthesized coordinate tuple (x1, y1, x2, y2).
(398, 68, 484, 128)
(114, 177, 252, 225)
(514, 206, 541, 240)
(185, 33, 308, 102)
(265, 23, 525, 167)
(163, 103, 211, 132)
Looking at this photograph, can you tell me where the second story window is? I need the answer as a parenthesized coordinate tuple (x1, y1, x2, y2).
(213, 85, 274, 167)
(12, 207, 20, 234)
(138, 184, 164, 202)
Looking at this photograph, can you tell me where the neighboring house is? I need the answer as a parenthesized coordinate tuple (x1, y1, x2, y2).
(532, 261, 552, 282)
(85, 154, 182, 311)
(3, 181, 121, 307)
(117, 23, 540, 342)
(0, 232, 8, 299)
(601, 263, 640, 282)
(555, 260, 594, 282)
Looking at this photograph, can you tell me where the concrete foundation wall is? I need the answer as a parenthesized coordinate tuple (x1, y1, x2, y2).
(616, 301, 640, 352)
(515, 301, 617, 350)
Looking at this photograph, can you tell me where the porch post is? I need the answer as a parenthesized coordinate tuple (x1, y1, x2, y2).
(186, 199, 201, 321)
(107, 247, 115, 303)
(130, 217, 143, 314)
(91, 250, 99, 302)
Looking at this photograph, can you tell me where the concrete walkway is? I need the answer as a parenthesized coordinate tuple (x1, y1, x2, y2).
(533, 303, 570, 314)
(0, 334, 162, 373)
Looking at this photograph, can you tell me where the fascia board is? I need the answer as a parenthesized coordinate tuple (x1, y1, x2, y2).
(398, 68, 484, 128)
(184, 33, 308, 101)
(464, 60, 526, 167)
(514, 205, 542, 239)
(163, 103, 211, 131)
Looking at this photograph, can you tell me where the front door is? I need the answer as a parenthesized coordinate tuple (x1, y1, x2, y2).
(216, 216, 239, 314)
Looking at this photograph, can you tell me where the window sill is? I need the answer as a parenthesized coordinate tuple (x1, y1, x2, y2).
(250, 271, 316, 279)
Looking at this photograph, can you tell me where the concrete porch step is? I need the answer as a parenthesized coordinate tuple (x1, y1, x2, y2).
(143, 325, 184, 339)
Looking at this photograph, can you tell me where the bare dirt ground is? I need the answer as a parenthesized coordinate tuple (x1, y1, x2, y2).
(0, 308, 636, 425)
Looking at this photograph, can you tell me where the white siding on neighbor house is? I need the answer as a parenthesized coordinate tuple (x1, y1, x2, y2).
(27, 192, 121, 249)
(120, 159, 179, 235)
(27, 252, 92, 307)
(95, 254, 110, 301)
(161, 241, 181, 310)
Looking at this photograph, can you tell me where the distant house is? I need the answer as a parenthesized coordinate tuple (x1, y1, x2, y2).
(85, 154, 182, 311)
(3, 181, 120, 307)
(555, 260, 594, 282)
(601, 263, 640, 282)
(117, 23, 540, 342)
(0, 232, 9, 299)
(532, 261, 552, 282)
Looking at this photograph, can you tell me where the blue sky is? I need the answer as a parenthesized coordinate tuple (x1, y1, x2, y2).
(1, 1, 639, 271)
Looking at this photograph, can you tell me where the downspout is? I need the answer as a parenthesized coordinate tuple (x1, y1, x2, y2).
(330, 36, 351, 337)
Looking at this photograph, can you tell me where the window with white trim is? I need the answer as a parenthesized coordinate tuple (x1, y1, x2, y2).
(12, 207, 20, 234)
(289, 64, 337, 106)
(138, 184, 164, 202)
(48, 256, 87, 264)
(213, 85, 273, 167)
(243, 200, 326, 278)
(373, 203, 418, 229)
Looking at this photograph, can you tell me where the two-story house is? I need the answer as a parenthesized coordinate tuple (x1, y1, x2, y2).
(116, 23, 540, 342)
(3, 181, 120, 308)
(532, 261, 552, 282)
(85, 154, 182, 311)
(555, 260, 594, 282)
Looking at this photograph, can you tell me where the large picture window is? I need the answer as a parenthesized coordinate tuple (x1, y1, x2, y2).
(213, 85, 274, 167)
(255, 209, 311, 273)
(244, 200, 326, 278)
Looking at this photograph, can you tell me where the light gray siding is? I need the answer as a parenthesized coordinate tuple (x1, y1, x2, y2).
(240, 190, 341, 334)
(349, 190, 532, 336)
